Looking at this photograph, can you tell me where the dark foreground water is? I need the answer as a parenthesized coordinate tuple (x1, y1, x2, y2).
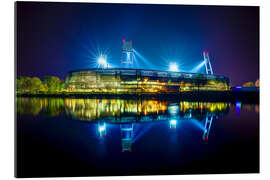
(16, 97, 259, 177)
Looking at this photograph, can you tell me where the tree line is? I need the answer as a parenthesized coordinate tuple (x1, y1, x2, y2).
(242, 79, 259, 87)
(16, 75, 259, 94)
(16, 76, 65, 94)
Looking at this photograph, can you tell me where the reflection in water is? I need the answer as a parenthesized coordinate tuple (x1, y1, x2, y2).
(120, 124, 133, 152)
(64, 98, 168, 122)
(98, 122, 107, 137)
(168, 104, 179, 129)
(16, 97, 65, 116)
(169, 120, 177, 129)
(17, 98, 44, 115)
(18, 97, 258, 152)
(202, 116, 213, 141)
(236, 101, 242, 114)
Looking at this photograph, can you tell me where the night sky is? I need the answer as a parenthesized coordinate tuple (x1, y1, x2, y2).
(16, 2, 259, 86)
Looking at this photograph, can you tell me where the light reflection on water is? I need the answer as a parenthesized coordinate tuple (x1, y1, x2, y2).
(16, 97, 259, 176)
(17, 98, 233, 120)
(16, 97, 260, 152)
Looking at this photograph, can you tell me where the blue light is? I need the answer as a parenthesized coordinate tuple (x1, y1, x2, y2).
(98, 55, 107, 66)
(133, 49, 152, 69)
(191, 60, 205, 73)
(236, 101, 241, 108)
(132, 123, 154, 143)
(169, 119, 177, 129)
(169, 62, 178, 72)
(170, 120, 177, 125)
(190, 119, 206, 131)
(97, 54, 113, 68)
(98, 125, 106, 132)
(98, 122, 106, 136)
(80, 40, 113, 68)
(236, 101, 242, 113)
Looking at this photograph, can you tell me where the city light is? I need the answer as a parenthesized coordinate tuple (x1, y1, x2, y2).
(169, 62, 178, 72)
(97, 54, 107, 68)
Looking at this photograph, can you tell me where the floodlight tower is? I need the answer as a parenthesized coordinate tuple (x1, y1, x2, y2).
(203, 51, 213, 75)
(121, 39, 134, 68)
(202, 115, 213, 141)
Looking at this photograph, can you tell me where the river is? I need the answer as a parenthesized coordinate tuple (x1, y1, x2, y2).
(16, 97, 259, 177)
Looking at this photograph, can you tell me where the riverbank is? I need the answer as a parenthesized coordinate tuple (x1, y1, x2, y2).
(16, 90, 259, 104)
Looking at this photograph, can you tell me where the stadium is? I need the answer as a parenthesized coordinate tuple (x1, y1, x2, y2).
(65, 68, 230, 94)
(64, 39, 230, 94)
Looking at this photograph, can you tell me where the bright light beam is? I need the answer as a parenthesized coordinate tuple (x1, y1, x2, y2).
(191, 60, 205, 73)
(97, 54, 110, 68)
(190, 119, 206, 131)
(169, 62, 178, 72)
(132, 123, 155, 143)
(98, 56, 106, 65)
(80, 39, 114, 68)
(133, 49, 152, 68)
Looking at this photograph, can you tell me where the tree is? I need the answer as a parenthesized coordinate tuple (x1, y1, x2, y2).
(31, 77, 43, 93)
(217, 81, 226, 90)
(16, 76, 26, 93)
(17, 76, 45, 94)
(43, 76, 63, 93)
(243, 81, 255, 87)
(255, 79, 259, 87)
(16, 77, 32, 93)
(23, 77, 32, 92)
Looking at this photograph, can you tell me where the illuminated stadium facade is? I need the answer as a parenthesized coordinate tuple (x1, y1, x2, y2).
(65, 68, 230, 94)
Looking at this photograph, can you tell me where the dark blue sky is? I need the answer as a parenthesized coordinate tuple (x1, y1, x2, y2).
(16, 2, 259, 86)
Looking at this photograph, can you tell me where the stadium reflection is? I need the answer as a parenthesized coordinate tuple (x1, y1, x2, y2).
(64, 98, 231, 152)
(17, 97, 235, 152)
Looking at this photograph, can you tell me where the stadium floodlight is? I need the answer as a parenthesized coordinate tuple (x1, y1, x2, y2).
(169, 62, 178, 72)
(97, 54, 107, 68)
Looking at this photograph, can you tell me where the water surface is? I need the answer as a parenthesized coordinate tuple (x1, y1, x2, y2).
(16, 97, 259, 177)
